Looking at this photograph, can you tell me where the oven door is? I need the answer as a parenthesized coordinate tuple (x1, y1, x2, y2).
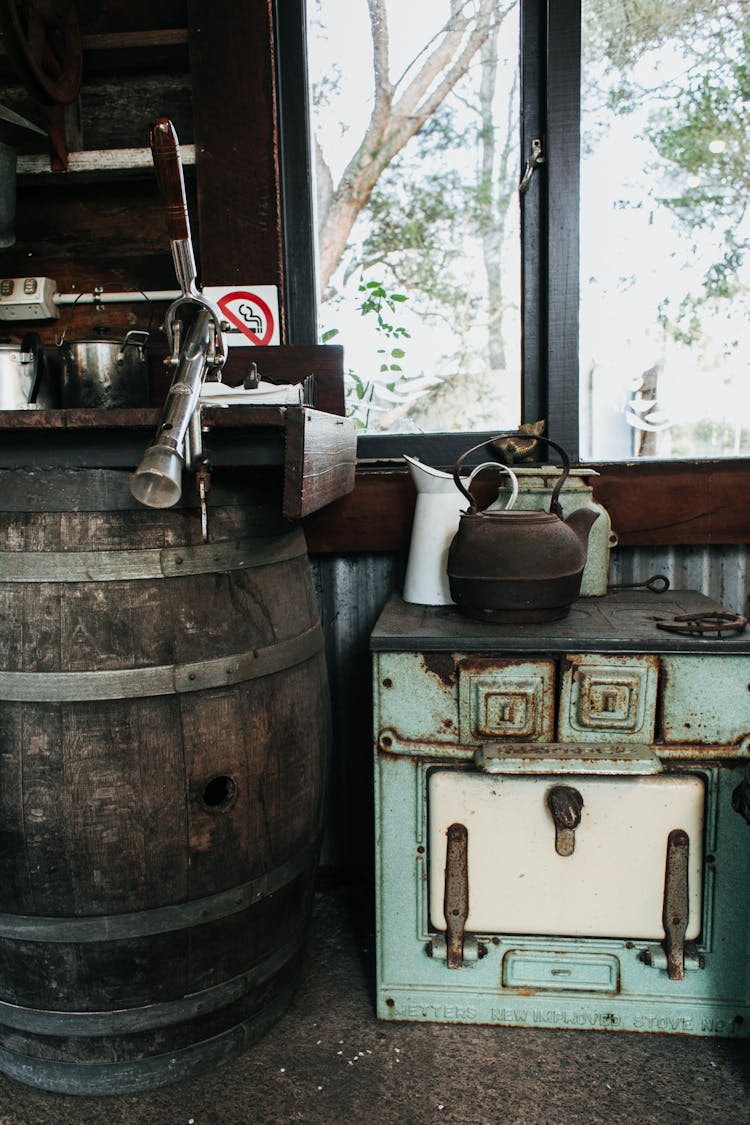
(428, 771, 704, 940)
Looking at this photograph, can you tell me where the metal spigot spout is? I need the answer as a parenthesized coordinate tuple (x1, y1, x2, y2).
(130, 305, 213, 509)
(129, 442, 184, 509)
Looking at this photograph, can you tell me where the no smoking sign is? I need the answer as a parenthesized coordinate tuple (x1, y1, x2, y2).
(204, 286, 280, 347)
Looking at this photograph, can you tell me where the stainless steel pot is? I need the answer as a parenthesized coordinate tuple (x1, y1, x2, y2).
(60, 330, 150, 408)
(0, 333, 55, 409)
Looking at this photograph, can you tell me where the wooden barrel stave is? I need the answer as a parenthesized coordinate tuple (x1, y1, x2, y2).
(0, 554, 319, 670)
(0, 613, 328, 912)
(0, 866, 313, 1010)
(0, 872, 316, 1052)
(0, 469, 329, 1092)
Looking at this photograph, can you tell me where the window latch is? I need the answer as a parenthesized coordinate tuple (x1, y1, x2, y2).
(519, 138, 544, 194)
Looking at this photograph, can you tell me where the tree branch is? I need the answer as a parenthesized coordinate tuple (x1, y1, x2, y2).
(318, 0, 507, 290)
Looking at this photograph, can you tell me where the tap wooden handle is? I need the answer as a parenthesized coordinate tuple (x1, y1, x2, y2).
(149, 118, 191, 243)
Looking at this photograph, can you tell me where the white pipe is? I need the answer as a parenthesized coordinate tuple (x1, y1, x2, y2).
(56, 289, 180, 306)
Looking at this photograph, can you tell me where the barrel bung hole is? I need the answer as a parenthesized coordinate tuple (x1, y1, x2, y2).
(201, 774, 238, 811)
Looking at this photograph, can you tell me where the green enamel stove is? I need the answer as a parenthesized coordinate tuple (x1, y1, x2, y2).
(371, 590, 750, 1037)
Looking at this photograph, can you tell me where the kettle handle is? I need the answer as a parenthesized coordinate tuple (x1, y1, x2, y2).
(452, 432, 571, 515)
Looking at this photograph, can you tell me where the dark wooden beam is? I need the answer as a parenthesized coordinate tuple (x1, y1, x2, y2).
(302, 460, 750, 554)
(188, 0, 284, 327)
(520, 0, 546, 429)
(303, 471, 415, 555)
(272, 0, 318, 343)
(590, 460, 750, 547)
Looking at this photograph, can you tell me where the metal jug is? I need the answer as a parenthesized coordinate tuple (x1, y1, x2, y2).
(0, 333, 55, 409)
(403, 455, 518, 606)
(446, 433, 599, 623)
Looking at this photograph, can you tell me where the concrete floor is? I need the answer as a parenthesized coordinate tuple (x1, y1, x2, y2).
(0, 883, 748, 1125)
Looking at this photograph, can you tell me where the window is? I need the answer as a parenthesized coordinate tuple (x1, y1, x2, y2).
(299, 0, 750, 462)
(308, 0, 522, 446)
(579, 0, 750, 460)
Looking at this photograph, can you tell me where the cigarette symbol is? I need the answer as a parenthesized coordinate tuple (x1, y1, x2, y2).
(237, 302, 263, 334)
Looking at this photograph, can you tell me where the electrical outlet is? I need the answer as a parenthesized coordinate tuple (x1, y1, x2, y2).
(0, 277, 59, 320)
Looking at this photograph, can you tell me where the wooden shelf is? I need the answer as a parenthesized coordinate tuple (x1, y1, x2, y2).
(79, 30, 189, 51)
(0, 406, 357, 522)
(17, 145, 195, 180)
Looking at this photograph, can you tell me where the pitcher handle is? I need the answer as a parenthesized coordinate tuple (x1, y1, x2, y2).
(452, 432, 571, 516)
(466, 461, 519, 511)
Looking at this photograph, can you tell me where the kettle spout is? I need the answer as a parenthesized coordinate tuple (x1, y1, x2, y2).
(565, 506, 600, 547)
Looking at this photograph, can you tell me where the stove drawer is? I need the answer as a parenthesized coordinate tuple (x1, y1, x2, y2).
(558, 654, 659, 742)
(458, 658, 555, 743)
(428, 771, 704, 940)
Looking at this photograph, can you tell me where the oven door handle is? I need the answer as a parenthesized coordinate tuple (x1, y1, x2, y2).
(474, 742, 662, 775)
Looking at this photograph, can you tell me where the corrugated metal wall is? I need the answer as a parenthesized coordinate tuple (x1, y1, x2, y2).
(310, 546, 750, 868)
(609, 545, 750, 616)
(310, 555, 400, 868)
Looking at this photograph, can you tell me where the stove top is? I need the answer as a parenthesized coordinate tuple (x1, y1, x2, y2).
(370, 590, 750, 654)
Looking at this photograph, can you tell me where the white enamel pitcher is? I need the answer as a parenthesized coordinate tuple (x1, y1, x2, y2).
(402, 455, 518, 605)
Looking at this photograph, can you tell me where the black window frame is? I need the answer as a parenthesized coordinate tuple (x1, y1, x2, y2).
(277, 0, 581, 465)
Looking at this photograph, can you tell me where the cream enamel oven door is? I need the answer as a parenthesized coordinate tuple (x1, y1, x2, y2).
(428, 771, 704, 940)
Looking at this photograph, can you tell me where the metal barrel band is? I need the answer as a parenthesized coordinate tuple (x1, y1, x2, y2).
(0, 621, 323, 702)
(0, 928, 305, 1036)
(0, 531, 307, 582)
(0, 988, 296, 1095)
(0, 841, 318, 943)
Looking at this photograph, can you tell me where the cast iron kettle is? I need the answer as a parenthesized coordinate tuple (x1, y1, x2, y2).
(446, 433, 599, 623)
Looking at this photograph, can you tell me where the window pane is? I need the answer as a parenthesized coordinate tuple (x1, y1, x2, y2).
(580, 1, 750, 460)
(308, 0, 521, 434)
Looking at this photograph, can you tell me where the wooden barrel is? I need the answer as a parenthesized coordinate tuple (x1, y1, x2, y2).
(0, 468, 330, 1094)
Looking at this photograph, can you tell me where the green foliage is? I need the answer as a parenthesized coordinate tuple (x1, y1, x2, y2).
(585, 0, 717, 69)
(312, 10, 520, 434)
(362, 175, 468, 308)
(649, 72, 748, 186)
(413, 103, 473, 155)
(329, 276, 421, 429)
(673, 418, 750, 456)
(587, 0, 750, 349)
(702, 245, 747, 301)
(358, 104, 472, 309)
(352, 88, 517, 369)
(357, 279, 409, 339)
